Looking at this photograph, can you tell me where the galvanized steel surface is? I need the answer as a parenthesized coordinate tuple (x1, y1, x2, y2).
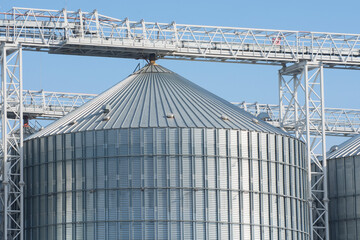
(327, 134, 360, 239)
(25, 128, 309, 240)
(27, 64, 286, 140)
(327, 134, 360, 159)
(328, 154, 360, 239)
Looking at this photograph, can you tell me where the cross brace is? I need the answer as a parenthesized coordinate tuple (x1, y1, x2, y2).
(279, 61, 329, 240)
(0, 44, 23, 240)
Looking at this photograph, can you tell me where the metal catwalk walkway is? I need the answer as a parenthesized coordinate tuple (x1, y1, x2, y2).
(235, 102, 360, 137)
(0, 8, 360, 68)
(7, 90, 360, 137)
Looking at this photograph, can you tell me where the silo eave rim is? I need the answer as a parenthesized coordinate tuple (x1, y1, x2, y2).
(25, 126, 295, 141)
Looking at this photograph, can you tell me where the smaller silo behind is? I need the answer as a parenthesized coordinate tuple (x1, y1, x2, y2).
(328, 135, 360, 240)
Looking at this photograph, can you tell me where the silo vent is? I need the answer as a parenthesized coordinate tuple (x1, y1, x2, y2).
(166, 113, 175, 119)
(330, 145, 339, 153)
(257, 112, 271, 121)
(221, 115, 229, 120)
(68, 120, 77, 126)
(103, 116, 110, 121)
(252, 118, 259, 124)
(103, 104, 111, 114)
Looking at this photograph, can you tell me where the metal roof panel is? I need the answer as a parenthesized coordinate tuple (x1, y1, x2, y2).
(327, 134, 360, 159)
(27, 64, 288, 140)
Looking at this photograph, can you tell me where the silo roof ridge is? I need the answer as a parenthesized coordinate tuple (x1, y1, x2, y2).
(327, 134, 360, 159)
(26, 63, 289, 140)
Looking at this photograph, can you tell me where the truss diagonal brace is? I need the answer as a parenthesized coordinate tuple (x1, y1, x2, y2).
(279, 61, 329, 240)
(0, 44, 24, 240)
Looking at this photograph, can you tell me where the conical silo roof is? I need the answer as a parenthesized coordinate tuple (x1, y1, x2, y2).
(327, 134, 360, 159)
(27, 64, 287, 139)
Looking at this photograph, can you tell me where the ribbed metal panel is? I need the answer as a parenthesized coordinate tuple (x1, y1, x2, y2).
(328, 134, 360, 159)
(24, 64, 309, 239)
(327, 134, 360, 239)
(27, 65, 287, 140)
(25, 128, 309, 240)
(328, 154, 360, 239)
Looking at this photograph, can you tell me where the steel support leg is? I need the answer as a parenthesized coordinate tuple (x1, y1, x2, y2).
(0, 44, 24, 240)
(279, 61, 329, 240)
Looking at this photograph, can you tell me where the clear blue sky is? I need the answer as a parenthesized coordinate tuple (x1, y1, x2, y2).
(1, 0, 359, 147)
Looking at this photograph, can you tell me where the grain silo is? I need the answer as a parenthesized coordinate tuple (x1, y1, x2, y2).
(24, 63, 310, 240)
(327, 134, 360, 239)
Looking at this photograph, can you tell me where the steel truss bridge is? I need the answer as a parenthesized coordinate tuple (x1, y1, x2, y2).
(235, 102, 360, 137)
(1, 6, 360, 240)
(22, 90, 96, 119)
(10, 90, 360, 137)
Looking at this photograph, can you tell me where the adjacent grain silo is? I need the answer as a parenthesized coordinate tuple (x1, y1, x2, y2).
(24, 63, 310, 240)
(327, 134, 360, 240)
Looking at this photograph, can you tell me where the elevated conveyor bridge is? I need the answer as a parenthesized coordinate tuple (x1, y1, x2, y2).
(235, 102, 360, 137)
(6, 90, 360, 137)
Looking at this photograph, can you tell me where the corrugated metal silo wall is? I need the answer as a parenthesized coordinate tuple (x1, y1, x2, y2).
(24, 128, 310, 240)
(328, 155, 360, 239)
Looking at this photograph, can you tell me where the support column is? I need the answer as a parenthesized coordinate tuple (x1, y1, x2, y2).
(0, 44, 24, 240)
(279, 61, 329, 240)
